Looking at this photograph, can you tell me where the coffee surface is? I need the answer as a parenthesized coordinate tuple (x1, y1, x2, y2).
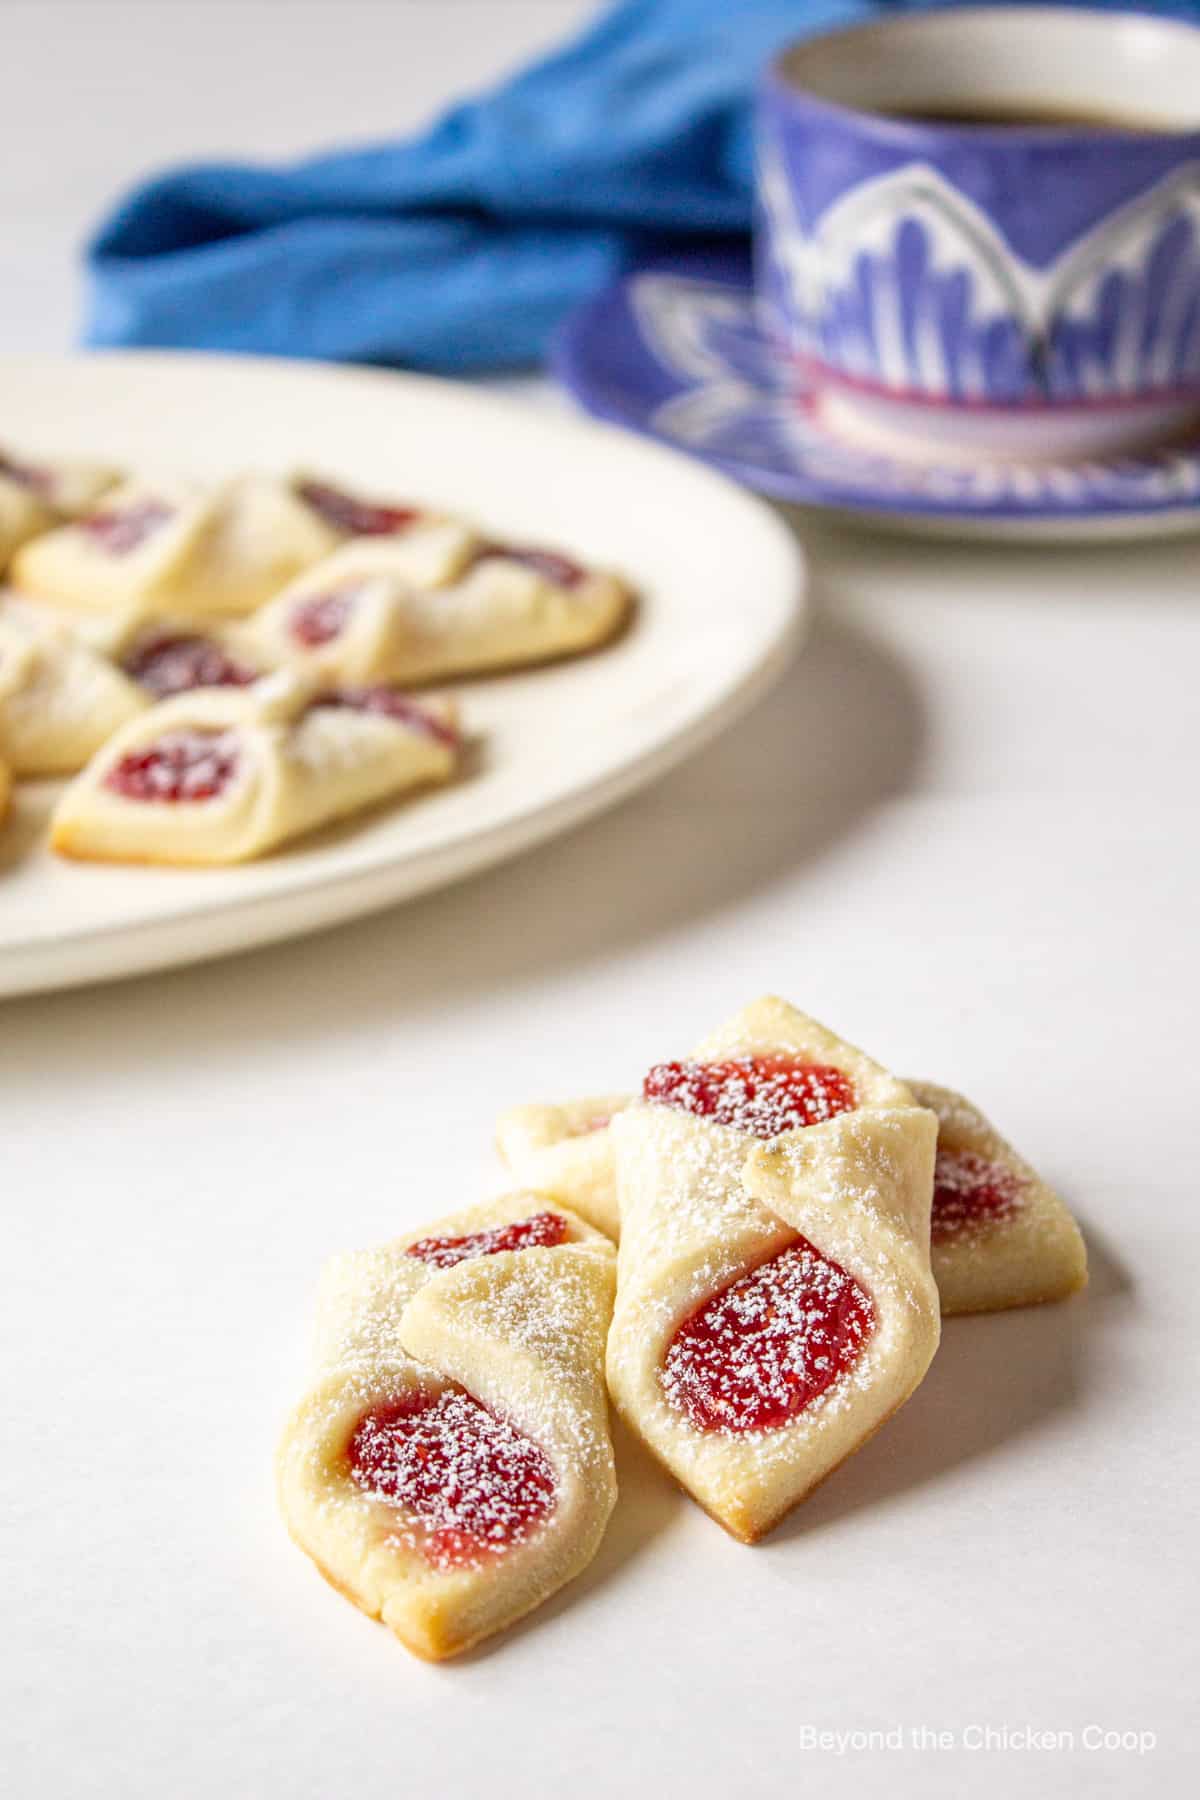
(877, 100, 1184, 132)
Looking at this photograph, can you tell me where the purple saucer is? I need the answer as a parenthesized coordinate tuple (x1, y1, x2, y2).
(554, 256, 1200, 536)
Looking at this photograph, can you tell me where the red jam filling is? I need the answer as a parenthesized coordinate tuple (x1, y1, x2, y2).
(473, 543, 586, 589)
(289, 590, 355, 647)
(123, 633, 257, 698)
(104, 728, 240, 803)
(312, 684, 459, 747)
(931, 1147, 1025, 1243)
(296, 479, 420, 538)
(406, 1210, 568, 1270)
(664, 1238, 875, 1433)
(643, 1055, 857, 1138)
(349, 1388, 556, 1568)
(80, 499, 174, 555)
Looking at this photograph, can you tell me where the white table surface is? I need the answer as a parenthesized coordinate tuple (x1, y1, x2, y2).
(3, 7, 1197, 1798)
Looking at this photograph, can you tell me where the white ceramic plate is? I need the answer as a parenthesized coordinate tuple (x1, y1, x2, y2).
(0, 353, 804, 998)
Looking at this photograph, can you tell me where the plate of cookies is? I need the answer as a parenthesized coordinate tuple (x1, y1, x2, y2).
(0, 352, 804, 996)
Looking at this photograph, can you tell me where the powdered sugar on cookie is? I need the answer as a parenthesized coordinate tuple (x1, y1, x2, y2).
(350, 1389, 557, 1568)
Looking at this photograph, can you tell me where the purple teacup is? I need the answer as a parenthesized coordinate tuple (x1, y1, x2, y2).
(755, 6, 1200, 460)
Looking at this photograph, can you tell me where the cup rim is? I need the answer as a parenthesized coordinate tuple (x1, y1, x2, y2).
(765, 3, 1200, 146)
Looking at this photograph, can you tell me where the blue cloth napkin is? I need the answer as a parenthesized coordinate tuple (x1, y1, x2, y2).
(83, 0, 1198, 372)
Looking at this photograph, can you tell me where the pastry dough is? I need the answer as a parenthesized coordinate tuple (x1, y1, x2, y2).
(907, 1079, 1087, 1315)
(0, 754, 10, 824)
(50, 670, 460, 865)
(250, 537, 631, 685)
(278, 1195, 617, 1661)
(10, 475, 340, 618)
(605, 997, 940, 1543)
(494, 1097, 630, 1239)
(0, 612, 147, 776)
(0, 447, 118, 569)
(0, 445, 118, 517)
(0, 477, 52, 572)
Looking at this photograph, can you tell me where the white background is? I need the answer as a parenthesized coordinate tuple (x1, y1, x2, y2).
(3, 5, 1197, 1797)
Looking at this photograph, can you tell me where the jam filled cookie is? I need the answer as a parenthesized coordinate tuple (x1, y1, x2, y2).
(50, 671, 459, 865)
(604, 997, 940, 1543)
(494, 1097, 630, 1239)
(0, 447, 119, 569)
(0, 613, 147, 776)
(251, 536, 631, 685)
(906, 1079, 1087, 1314)
(0, 478, 48, 573)
(290, 476, 478, 580)
(10, 476, 340, 618)
(278, 1196, 617, 1662)
(0, 446, 118, 517)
